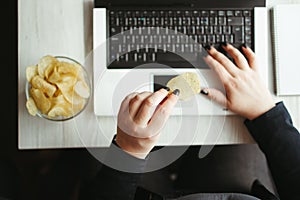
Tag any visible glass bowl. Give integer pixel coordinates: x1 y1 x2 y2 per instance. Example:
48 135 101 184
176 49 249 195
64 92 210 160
25 56 91 121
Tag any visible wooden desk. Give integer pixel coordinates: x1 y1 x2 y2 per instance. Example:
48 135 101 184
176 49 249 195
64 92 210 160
18 0 300 149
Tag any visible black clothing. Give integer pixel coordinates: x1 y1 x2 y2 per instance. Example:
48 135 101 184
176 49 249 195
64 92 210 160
86 102 300 200
245 102 300 200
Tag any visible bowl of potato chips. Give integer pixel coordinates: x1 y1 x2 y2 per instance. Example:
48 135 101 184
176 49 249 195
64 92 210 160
25 55 91 121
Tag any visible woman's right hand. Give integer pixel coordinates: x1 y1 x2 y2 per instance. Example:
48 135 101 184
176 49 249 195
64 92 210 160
116 88 179 159
202 44 275 120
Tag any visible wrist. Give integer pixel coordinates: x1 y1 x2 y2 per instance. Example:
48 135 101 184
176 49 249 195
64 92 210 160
115 138 149 159
246 102 276 120
115 128 152 159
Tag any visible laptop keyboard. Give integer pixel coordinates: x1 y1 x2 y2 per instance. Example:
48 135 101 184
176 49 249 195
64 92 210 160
108 9 253 68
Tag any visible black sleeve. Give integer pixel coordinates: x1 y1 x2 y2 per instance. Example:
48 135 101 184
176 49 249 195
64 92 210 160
85 137 147 200
245 102 300 200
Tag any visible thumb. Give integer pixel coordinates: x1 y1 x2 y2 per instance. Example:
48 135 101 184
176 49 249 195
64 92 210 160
201 88 227 108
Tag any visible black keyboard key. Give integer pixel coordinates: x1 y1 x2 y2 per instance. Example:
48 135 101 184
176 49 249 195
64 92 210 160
214 26 223 34
234 10 243 16
110 17 116 25
196 26 204 34
243 10 251 17
200 17 209 25
205 26 214 34
227 17 244 26
186 26 193 35
245 26 251 35
209 10 217 16
245 35 252 44
184 11 192 17
225 35 234 43
192 11 199 16
167 11 174 17
118 54 126 62
198 35 207 43
216 35 224 43
218 11 226 16
245 17 252 26
156 52 199 63
200 11 208 16
218 17 226 25
232 26 245 43
110 27 121 35
207 35 215 43
209 17 218 25
227 10 234 16
223 26 231 34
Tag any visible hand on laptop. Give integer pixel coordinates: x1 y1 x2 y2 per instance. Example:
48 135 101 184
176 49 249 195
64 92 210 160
115 88 179 159
202 44 275 120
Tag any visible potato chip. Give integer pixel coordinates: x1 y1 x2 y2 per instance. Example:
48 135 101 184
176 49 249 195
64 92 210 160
50 94 67 105
53 89 62 97
55 82 84 105
26 55 90 119
60 74 77 86
26 65 38 82
38 55 58 78
48 94 74 117
44 62 56 79
31 75 57 97
47 68 61 84
57 62 79 76
74 80 90 98
167 72 201 101
65 90 85 106
30 88 51 114
26 97 38 116
48 106 69 118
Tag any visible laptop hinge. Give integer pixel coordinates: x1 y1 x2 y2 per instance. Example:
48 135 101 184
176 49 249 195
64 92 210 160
94 0 265 9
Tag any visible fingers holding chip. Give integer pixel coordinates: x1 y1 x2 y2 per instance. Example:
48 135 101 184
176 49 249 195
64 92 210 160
166 72 201 101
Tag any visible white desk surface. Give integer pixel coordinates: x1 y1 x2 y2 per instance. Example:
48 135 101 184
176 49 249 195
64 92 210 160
18 0 300 149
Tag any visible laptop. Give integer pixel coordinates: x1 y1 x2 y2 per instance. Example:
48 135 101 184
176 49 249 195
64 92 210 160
93 0 268 116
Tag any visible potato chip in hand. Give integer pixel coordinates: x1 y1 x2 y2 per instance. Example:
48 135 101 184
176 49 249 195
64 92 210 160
167 72 200 101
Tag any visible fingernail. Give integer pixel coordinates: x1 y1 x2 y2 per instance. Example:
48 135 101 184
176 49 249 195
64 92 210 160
172 89 180 96
200 89 209 95
242 43 248 48
204 44 211 51
221 42 228 47
162 86 170 91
